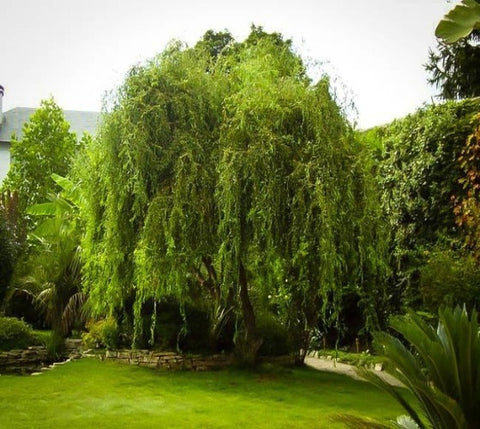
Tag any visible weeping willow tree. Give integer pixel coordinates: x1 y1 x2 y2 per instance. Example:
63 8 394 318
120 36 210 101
82 40 226 346
81 28 388 363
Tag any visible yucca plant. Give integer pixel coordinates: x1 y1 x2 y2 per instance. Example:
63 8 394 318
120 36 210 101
358 306 480 429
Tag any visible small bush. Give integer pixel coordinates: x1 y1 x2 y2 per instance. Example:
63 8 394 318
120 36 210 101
420 248 480 311
82 317 118 350
0 317 40 351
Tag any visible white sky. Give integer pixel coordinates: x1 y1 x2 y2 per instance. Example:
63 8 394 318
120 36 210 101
0 0 459 129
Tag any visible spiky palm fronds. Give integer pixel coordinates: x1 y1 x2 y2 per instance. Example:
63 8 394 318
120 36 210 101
358 306 480 429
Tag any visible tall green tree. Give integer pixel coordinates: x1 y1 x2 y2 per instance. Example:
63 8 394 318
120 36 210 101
81 40 226 349
81 29 388 363
2 98 78 236
215 36 388 361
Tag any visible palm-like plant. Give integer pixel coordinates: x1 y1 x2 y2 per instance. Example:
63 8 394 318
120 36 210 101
359 306 480 429
14 174 86 335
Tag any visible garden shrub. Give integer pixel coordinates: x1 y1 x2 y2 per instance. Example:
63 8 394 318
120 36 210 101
82 317 119 350
380 99 480 251
420 247 480 311
0 317 40 351
360 306 480 428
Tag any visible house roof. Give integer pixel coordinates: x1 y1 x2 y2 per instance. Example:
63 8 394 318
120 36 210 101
0 107 100 143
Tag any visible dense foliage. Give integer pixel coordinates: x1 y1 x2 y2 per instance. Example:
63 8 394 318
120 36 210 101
419 247 480 312
0 316 40 351
0 99 91 335
2 99 78 227
82 317 118 350
0 211 14 306
80 29 388 362
454 114 480 257
14 174 86 336
375 98 480 307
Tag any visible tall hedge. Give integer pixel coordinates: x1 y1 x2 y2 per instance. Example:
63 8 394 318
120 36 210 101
375 98 480 306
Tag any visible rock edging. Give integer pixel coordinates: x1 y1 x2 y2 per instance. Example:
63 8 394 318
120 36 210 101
100 349 233 371
0 346 48 374
0 338 84 375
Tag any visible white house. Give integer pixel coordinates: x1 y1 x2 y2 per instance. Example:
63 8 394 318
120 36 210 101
0 85 99 183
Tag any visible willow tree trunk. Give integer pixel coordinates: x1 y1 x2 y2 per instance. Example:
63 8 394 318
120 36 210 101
236 261 263 366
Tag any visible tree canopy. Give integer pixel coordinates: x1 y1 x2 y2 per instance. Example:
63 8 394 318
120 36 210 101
81 28 388 362
2 99 78 216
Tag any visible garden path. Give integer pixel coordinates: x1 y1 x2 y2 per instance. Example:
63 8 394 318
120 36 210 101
305 356 403 387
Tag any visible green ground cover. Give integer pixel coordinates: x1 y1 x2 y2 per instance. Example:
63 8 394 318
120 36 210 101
314 349 386 368
0 358 404 428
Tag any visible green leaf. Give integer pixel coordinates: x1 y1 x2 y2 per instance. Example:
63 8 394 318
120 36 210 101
435 0 480 43
27 202 59 216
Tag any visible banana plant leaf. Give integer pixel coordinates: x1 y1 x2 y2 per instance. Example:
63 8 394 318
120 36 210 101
435 0 480 43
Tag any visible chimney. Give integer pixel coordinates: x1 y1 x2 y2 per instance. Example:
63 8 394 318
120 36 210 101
0 85 4 125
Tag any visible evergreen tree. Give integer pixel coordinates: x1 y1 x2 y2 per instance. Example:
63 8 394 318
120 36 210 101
425 31 480 100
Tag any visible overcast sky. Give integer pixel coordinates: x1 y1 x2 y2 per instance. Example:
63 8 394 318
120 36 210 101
0 0 458 129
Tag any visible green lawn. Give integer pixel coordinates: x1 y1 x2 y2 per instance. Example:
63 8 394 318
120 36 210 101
0 358 404 428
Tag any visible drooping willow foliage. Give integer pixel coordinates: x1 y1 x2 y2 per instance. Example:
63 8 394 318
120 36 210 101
81 28 388 361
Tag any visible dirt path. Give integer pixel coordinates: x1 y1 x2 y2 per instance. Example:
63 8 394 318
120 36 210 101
305 356 403 387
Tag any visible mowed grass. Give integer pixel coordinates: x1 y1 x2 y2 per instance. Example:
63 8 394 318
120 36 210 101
0 358 404 428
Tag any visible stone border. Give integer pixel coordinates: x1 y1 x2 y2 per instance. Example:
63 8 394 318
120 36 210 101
0 346 49 375
100 349 233 371
0 338 84 375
